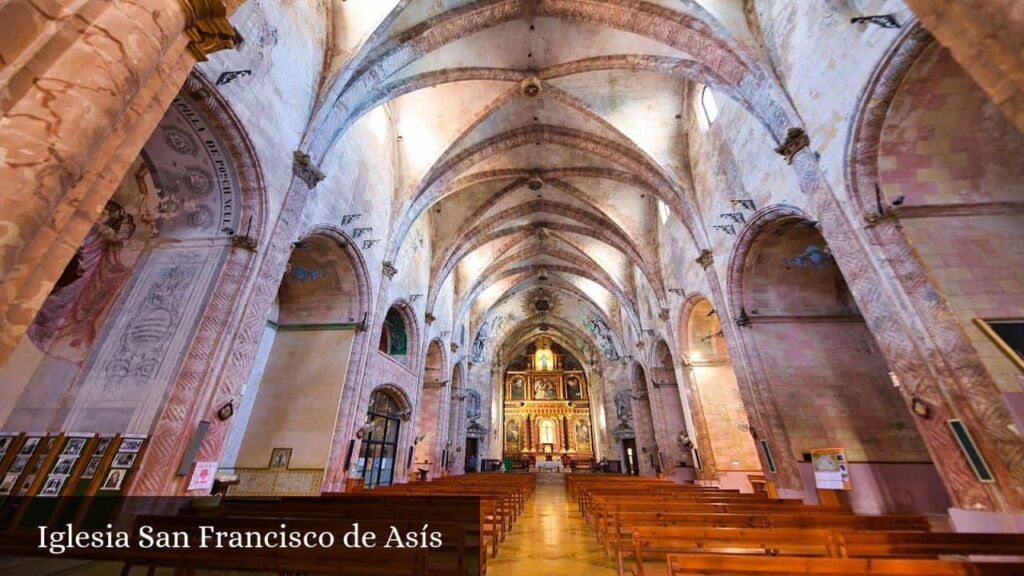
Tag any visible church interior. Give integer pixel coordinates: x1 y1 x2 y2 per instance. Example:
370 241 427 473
1 0 1024 574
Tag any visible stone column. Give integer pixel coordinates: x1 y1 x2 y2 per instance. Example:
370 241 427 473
904 0 1024 132
0 0 239 366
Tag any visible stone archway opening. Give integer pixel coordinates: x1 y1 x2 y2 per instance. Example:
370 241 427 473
738 216 945 513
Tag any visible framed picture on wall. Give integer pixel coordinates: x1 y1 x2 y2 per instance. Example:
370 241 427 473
52 456 76 476
112 452 136 469
81 456 102 479
63 438 87 456
0 474 18 495
118 438 144 453
100 469 126 491
270 448 292 469
40 476 65 497
19 437 39 455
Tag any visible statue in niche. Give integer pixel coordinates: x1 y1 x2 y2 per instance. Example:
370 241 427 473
509 377 525 400
614 390 634 428
539 420 556 445
565 377 582 400
466 389 482 421
575 420 591 445
534 378 556 400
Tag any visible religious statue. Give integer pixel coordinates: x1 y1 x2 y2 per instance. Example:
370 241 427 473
539 420 556 445
614 390 633 427
466 389 482 421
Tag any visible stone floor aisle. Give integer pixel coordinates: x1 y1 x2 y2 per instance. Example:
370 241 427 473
490 473 617 575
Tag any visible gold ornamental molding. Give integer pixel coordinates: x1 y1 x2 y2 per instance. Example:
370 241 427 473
177 0 242 61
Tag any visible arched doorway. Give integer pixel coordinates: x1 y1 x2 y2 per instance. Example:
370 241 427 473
680 297 762 490
733 214 942 512
630 364 659 476
445 364 465 474
651 340 689 471
359 388 407 488
414 340 446 477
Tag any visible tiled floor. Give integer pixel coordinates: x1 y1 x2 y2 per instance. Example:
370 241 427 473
490 473 617 576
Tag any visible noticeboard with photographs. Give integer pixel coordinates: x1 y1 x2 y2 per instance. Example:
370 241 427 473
36 435 96 498
96 435 148 495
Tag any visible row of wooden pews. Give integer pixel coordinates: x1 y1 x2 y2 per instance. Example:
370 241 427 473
568 475 1024 576
0 473 533 575
367 472 535 573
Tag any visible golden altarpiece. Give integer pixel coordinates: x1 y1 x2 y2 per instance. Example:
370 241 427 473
503 337 594 462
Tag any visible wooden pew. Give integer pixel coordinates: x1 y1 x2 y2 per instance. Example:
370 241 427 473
628 526 837 576
837 531 1024 560
666 553 1024 575
603 511 930 566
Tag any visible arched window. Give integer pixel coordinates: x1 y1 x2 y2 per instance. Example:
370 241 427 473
657 199 670 225
697 85 719 131
380 307 407 356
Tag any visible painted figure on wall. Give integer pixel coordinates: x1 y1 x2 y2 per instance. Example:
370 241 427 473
566 376 582 400
534 378 557 400
575 420 591 445
614 390 633 428
584 314 620 360
506 420 520 445
509 376 525 400
466 389 482 421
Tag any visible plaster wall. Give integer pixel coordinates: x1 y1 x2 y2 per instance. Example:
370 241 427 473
236 329 354 469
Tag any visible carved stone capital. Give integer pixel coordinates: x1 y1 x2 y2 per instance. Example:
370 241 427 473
450 342 459 353
176 0 242 61
695 249 714 269
292 150 325 188
658 308 670 321
425 312 436 324
382 261 398 279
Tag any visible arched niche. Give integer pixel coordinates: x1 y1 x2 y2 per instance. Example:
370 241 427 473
679 296 761 488
228 232 364 488
878 44 1024 403
629 363 659 476
651 340 689 470
734 212 941 513
0 76 264 438
444 363 466 474
414 339 447 476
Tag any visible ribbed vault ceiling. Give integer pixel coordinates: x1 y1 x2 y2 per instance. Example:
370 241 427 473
315 0 783 358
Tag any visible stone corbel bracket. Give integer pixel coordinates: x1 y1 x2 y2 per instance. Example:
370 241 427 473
293 150 325 188
177 0 242 61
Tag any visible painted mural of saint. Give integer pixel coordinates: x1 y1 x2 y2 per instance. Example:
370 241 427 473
534 379 556 399
506 421 520 444
510 377 525 399
566 377 582 400
575 420 591 445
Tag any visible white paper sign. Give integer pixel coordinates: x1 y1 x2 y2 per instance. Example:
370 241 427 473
188 461 218 491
